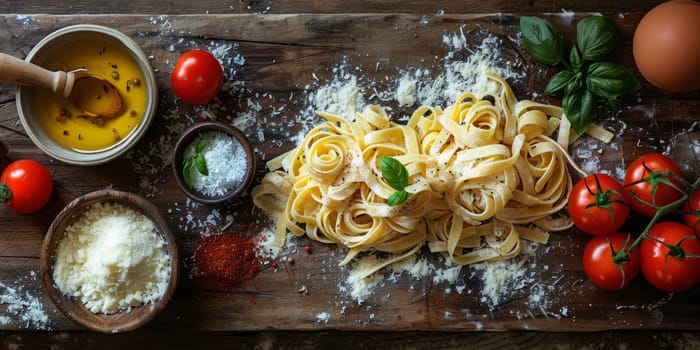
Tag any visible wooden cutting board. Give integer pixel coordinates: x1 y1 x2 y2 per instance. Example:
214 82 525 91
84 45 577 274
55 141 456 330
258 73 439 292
0 13 698 332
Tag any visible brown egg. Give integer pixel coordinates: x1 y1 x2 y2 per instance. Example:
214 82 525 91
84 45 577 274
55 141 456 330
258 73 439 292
633 0 700 92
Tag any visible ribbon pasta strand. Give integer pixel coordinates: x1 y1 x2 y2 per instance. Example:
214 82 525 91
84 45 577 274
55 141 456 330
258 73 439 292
253 73 586 269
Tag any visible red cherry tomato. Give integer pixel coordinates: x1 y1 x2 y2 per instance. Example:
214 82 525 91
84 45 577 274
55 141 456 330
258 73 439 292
568 174 630 235
640 221 700 292
623 153 685 217
0 159 53 214
583 232 640 291
684 187 700 236
171 50 223 104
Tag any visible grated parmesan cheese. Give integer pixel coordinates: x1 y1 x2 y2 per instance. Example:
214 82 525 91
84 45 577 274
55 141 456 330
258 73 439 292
314 312 331 324
304 58 367 124
394 75 417 107
341 255 387 303
471 252 530 306
0 272 50 330
52 202 171 314
424 32 526 106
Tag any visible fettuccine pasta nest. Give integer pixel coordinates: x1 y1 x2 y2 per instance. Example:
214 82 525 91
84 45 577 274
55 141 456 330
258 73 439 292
253 72 606 277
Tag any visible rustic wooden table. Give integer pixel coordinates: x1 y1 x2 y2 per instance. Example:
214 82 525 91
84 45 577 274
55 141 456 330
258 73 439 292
2 0 700 349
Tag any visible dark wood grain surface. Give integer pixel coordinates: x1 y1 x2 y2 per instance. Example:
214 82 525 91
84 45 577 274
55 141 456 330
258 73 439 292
1 1 699 349
0 0 669 15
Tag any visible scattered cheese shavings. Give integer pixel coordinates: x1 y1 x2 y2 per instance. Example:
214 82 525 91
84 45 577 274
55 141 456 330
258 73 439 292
0 272 50 330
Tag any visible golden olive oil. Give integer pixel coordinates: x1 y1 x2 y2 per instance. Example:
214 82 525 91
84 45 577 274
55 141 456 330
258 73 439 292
34 40 147 152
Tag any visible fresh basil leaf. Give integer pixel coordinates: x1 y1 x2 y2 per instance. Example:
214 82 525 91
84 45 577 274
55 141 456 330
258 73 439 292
576 16 619 61
387 190 409 206
182 157 194 188
563 88 596 134
196 135 213 153
586 62 640 104
379 156 408 191
569 46 582 70
195 153 208 176
565 72 583 96
519 16 565 66
606 96 623 111
545 70 574 96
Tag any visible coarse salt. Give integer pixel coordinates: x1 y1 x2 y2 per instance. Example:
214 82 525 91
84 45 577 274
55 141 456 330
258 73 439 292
184 130 248 196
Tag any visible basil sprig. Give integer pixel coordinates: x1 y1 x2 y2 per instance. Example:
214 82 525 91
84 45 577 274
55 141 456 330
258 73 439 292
182 135 213 188
520 15 640 134
379 156 410 206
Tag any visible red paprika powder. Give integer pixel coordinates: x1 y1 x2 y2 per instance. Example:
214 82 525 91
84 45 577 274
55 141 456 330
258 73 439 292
193 231 262 291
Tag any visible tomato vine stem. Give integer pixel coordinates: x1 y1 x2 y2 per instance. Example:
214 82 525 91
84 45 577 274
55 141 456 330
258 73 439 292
618 175 700 259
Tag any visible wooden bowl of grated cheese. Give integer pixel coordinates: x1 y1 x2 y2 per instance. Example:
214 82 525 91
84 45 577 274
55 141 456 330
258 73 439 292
172 121 256 205
39 189 180 333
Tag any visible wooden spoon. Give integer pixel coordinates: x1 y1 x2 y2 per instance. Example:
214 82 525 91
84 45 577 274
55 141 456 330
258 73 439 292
0 52 125 118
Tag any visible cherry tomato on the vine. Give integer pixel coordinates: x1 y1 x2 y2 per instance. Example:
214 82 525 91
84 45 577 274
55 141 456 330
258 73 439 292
623 153 685 217
171 50 223 105
684 187 700 236
568 174 630 235
0 159 53 214
583 232 640 291
640 221 700 292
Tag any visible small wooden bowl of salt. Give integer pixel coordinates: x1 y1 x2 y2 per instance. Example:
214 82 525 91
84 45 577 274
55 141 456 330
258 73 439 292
172 121 256 205
39 189 180 333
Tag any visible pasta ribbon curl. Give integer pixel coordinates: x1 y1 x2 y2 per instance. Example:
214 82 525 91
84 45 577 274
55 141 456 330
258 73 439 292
253 73 589 269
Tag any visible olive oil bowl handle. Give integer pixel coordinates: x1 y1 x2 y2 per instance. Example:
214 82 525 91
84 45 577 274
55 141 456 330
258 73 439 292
0 52 73 98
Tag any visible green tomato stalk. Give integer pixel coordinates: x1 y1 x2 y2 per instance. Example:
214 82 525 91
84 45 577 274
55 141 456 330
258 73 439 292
613 174 700 264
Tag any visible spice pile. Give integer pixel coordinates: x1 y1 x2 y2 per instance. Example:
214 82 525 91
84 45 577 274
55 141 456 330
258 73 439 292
191 228 263 291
